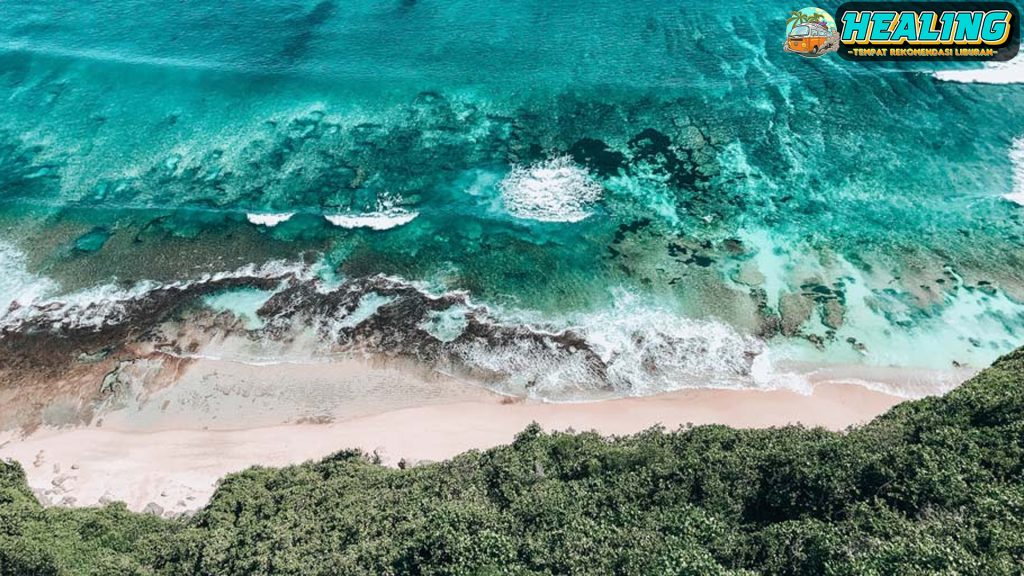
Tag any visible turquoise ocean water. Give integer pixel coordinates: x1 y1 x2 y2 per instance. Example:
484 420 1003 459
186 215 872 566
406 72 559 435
2 1 1024 398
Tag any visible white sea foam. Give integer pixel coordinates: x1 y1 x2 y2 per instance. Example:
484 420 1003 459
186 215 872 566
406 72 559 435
0 260 310 333
452 291 798 399
418 305 470 343
246 213 294 227
1004 138 1024 206
325 194 419 230
499 156 603 222
324 210 418 230
932 58 1024 84
0 242 58 314
2 280 160 332
573 299 794 395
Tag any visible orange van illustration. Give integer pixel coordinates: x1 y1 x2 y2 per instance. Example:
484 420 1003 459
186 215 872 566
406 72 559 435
786 22 829 54
784 8 839 58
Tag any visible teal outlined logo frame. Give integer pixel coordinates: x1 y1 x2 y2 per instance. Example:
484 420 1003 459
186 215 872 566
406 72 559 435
784 7 840 57
835 2 1020 61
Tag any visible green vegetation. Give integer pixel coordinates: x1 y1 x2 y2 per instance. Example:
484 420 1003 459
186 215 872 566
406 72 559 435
785 9 827 29
3 349 1024 575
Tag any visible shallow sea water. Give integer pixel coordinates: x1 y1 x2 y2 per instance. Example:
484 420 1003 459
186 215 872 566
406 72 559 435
2 0 1023 398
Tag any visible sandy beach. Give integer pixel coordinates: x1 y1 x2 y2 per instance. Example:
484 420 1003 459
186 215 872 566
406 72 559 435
0 356 909 516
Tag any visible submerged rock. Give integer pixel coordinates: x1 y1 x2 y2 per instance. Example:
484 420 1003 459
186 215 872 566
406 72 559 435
779 292 813 336
731 261 766 288
821 299 845 330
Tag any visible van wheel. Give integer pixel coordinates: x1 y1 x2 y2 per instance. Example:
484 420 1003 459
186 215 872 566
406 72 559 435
812 45 819 54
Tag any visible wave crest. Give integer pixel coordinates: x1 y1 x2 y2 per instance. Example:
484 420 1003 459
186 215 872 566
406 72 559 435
246 213 295 227
1 265 789 400
324 210 418 230
933 59 1024 85
1004 138 1024 206
324 194 419 230
499 156 603 223
0 260 308 335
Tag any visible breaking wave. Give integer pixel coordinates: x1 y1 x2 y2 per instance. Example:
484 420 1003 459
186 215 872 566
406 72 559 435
0 242 59 315
0 260 310 334
448 290 797 399
499 156 604 223
1005 138 1024 206
324 210 419 230
246 213 295 227
262 277 797 399
324 194 419 230
932 58 1024 85
0 264 799 401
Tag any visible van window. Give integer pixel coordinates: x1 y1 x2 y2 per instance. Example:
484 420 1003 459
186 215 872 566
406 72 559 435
791 25 809 37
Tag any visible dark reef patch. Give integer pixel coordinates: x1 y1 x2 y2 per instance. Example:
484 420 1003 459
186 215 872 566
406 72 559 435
568 137 627 177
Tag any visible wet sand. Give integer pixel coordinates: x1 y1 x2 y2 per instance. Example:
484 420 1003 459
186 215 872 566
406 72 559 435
0 357 906 515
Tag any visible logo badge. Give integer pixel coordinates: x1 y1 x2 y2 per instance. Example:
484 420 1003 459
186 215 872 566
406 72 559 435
785 3 1020 61
836 2 1019 61
784 7 840 57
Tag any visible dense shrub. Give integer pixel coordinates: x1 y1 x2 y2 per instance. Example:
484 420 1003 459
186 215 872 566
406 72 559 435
2 348 1023 575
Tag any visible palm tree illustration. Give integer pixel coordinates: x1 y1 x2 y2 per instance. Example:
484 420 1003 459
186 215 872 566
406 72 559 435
786 10 827 32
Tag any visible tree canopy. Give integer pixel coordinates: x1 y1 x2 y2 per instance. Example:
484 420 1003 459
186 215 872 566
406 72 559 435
3 348 1023 575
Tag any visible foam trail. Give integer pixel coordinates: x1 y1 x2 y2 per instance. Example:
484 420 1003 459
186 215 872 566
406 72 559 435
324 210 418 230
0 260 310 333
246 213 295 227
933 59 1024 84
0 242 58 313
451 290 796 399
499 156 603 222
1005 138 1024 206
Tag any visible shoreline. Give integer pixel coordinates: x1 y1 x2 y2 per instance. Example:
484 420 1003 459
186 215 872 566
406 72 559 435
0 358 906 515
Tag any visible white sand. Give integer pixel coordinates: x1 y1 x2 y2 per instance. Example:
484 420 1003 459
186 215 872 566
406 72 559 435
0 357 904 515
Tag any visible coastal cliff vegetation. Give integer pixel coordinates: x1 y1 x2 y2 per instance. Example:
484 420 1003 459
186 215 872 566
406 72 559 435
2 348 1023 575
